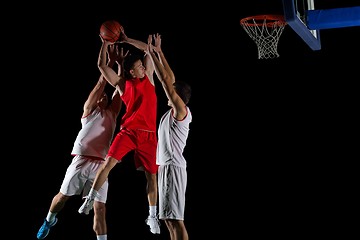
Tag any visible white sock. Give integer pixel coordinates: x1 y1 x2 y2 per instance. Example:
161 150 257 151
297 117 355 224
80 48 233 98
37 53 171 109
97 234 107 240
46 211 57 223
149 206 157 217
88 188 99 199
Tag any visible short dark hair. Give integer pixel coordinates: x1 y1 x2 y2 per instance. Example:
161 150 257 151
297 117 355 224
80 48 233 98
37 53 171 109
123 53 142 79
174 81 191 104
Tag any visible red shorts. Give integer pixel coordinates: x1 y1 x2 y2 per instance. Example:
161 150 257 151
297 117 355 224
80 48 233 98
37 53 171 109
107 128 158 174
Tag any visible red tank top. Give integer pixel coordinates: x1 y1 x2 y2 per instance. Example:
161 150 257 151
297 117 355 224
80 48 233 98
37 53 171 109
120 75 157 131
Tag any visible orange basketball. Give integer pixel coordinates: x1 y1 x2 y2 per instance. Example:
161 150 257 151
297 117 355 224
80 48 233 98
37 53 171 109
100 20 123 43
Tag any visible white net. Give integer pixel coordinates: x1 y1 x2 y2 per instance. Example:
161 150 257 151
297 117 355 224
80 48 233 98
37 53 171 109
240 15 287 59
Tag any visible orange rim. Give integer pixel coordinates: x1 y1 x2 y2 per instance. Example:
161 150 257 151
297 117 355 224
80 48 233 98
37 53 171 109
240 15 287 27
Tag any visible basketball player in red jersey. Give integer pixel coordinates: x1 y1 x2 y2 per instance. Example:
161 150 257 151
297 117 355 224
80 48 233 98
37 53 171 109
79 32 161 235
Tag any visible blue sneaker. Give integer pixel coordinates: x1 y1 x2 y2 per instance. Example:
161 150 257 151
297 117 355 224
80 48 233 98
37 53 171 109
37 218 58 239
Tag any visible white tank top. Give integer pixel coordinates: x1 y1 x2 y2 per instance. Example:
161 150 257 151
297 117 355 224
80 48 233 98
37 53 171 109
71 107 117 159
156 106 192 167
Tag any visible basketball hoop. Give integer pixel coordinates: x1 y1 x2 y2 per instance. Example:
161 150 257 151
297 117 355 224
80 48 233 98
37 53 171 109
240 15 287 59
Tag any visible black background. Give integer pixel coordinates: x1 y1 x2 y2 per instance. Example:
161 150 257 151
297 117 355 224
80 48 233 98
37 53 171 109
14 1 359 239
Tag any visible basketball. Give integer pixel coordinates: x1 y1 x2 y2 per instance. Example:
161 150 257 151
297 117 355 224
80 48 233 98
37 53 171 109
100 20 123 43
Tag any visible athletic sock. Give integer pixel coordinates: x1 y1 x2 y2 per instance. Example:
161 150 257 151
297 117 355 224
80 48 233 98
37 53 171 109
46 211 57 223
149 205 157 217
88 188 99 199
97 234 107 240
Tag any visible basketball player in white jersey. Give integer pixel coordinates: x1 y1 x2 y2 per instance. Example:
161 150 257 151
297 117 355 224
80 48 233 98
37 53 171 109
146 33 192 240
36 44 124 240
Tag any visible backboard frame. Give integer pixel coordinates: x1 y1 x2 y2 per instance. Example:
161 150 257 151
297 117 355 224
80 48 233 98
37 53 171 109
282 0 321 50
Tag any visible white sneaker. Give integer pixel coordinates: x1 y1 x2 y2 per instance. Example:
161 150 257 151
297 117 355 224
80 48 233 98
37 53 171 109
146 216 160 234
78 196 94 215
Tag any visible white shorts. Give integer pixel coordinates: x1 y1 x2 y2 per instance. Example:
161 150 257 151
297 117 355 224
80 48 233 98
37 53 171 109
60 155 108 203
158 164 187 220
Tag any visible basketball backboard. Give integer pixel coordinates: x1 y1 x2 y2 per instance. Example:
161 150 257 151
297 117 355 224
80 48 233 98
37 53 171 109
282 0 321 50
282 0 360 51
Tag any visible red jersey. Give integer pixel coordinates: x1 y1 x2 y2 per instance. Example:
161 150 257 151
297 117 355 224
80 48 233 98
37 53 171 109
120 75 157 132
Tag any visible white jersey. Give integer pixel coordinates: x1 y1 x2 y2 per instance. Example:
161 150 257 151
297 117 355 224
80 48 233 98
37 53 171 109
156 106 192 167
71 107 117 159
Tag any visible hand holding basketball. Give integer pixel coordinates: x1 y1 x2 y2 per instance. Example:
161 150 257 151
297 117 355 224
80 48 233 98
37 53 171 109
100 20 123 43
